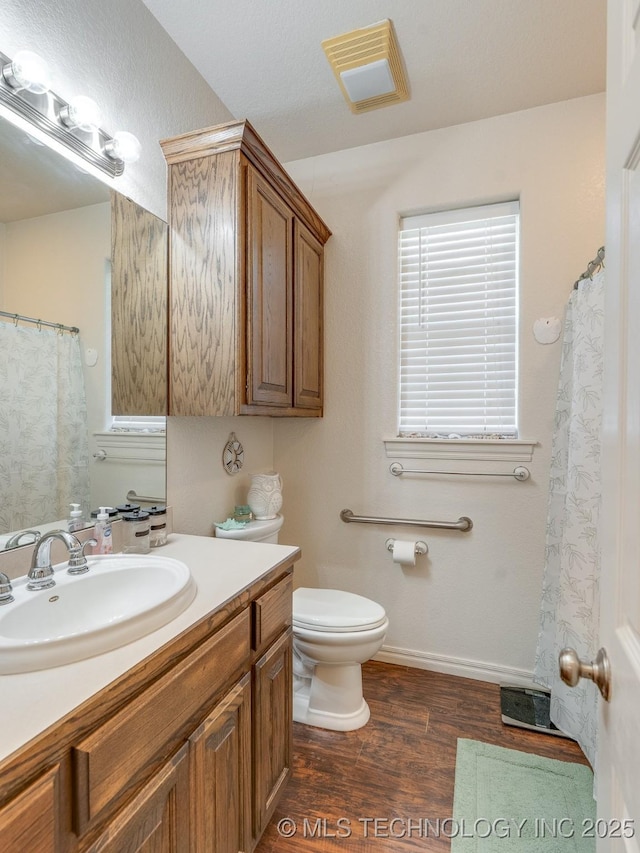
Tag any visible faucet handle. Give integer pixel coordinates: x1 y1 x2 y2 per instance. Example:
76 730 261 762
67 538 98 575
0 572 14 605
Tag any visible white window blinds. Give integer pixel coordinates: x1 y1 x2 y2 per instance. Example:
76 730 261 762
398 201 519 437
110 415 166 433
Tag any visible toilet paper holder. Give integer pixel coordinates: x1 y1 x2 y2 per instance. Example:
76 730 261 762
385 538 428 556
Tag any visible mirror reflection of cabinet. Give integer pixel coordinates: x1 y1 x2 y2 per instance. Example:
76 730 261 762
0 116 168 538
161 119 331 418
111 192 168 416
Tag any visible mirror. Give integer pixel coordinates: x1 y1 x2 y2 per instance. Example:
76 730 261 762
0 117 167 542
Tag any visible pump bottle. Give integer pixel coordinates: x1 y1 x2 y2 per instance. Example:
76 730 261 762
68 503 85 533
94 507 113 554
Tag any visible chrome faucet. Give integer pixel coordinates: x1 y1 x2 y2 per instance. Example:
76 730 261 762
4 529 41 550
0 572 13 605
27 530 96 591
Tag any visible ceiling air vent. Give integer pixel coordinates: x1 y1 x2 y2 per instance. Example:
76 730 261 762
321 19 409 114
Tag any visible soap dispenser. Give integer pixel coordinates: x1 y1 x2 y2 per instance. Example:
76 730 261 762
94 507 113 554
68 503 85 533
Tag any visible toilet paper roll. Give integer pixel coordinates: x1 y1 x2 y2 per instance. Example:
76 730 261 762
392 539 418 566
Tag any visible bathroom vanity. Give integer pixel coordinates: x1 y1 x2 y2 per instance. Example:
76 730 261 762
0 534 298 852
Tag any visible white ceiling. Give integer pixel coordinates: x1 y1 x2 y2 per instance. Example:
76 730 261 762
140 0 607 163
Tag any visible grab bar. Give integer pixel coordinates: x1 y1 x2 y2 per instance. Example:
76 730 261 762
340 508 473 532
127 489 166 504
389 462 530 481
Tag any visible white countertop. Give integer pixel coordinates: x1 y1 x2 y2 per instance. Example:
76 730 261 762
0 534 299 765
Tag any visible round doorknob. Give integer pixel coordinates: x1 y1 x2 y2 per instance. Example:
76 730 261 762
559 647 611 702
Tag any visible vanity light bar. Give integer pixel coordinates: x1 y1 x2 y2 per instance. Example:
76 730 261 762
0 49 139 178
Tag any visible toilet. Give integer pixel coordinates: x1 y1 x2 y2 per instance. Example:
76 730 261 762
215 514 388 731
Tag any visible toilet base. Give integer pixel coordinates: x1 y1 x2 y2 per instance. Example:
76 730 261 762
292 661 371 731
293 679 371 731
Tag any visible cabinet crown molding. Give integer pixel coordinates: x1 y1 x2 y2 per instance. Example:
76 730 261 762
160 119 331 244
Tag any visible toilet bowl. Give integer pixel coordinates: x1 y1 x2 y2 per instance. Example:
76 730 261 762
215 514 388 731
292 587 388 731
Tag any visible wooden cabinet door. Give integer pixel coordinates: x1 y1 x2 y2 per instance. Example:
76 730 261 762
84 744 189 853
0 766 61 853
190 674 252 853
111 191 168 416
293 220 324 411
246 166 293 408
253 629 292 840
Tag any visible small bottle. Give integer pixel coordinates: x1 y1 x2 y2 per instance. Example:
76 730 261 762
68 503 85 533
94 507 113 555
122 510 151 554
147 505 168 548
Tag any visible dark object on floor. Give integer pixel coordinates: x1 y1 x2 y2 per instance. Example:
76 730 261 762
500 685 570 738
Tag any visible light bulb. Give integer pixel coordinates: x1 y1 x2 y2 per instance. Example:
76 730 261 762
2 50 51 94
59 95 101 131
104 131 141 164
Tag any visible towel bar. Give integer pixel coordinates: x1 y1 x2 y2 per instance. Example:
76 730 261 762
389 462 530 481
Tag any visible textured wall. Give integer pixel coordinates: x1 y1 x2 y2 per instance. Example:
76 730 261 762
0 0 276 539
276 94 606 682
0 0 232 220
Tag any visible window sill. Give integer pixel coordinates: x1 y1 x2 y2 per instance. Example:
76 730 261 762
383 437 537 462
93 431 166 464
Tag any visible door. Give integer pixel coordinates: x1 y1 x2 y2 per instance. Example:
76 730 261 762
246 166 293 408
597 0 640 844
85 745 190 853
189 674 252 853
253 629 293 841
294 220 324 411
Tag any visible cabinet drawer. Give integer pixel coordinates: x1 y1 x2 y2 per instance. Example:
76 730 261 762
252 573 292 653
0 765 60 853
73 608 250 834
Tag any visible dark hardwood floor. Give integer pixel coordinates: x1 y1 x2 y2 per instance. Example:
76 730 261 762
256 661 589 852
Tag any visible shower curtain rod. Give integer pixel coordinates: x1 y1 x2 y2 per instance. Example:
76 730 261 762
0 310 79 334
574 246 605 289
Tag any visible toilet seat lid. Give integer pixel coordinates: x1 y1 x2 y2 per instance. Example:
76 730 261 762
293 588 387 632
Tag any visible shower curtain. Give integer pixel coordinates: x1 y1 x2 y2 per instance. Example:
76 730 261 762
0 322 90 533
534 269 604 770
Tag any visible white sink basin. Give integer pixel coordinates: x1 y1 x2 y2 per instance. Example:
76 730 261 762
0 554 197 674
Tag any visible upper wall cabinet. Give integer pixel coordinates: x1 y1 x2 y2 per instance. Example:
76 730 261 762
111 192 168 416
160 120 331 417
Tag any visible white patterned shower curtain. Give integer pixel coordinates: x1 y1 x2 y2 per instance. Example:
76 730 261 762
0 322 90 532
534 270 604 769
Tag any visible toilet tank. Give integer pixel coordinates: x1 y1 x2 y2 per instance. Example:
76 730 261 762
214 514 284 544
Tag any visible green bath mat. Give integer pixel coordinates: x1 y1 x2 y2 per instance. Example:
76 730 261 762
451 739 595 851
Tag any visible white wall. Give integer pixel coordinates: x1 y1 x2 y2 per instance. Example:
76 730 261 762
0 0 232 220
0 0 276 539
276 94 606 683
0 4 608 680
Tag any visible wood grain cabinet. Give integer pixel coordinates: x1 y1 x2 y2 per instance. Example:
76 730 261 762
0 766 62 853
160 120 331 417
110 192 168 416
0 566 295 853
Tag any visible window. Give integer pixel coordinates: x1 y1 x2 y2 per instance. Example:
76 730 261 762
398 200 519 438
110 415 166 433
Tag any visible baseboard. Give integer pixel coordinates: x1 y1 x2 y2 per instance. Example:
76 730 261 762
374 644 536 688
